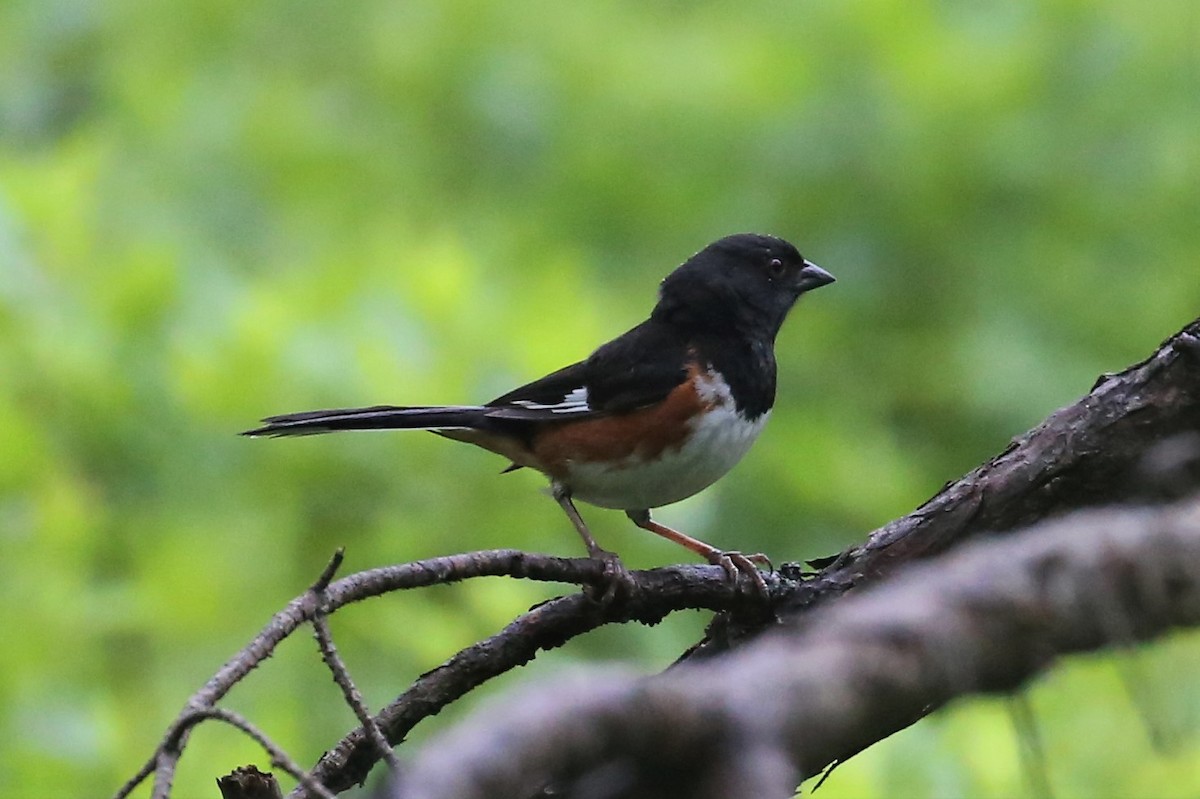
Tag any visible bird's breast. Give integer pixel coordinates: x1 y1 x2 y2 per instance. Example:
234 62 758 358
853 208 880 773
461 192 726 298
535 369 770 510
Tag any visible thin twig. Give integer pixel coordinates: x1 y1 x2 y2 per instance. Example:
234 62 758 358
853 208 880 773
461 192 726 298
298 565 755 796
312 548 346 592
312 614 400 771
309 548 401 773
117 552 746 799
166 707 336 799
112 756 157 799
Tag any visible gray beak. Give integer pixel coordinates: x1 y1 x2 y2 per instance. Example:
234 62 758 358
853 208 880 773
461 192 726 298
797 260 836 292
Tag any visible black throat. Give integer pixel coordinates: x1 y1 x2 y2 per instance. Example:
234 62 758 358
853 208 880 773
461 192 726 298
692 329 777 420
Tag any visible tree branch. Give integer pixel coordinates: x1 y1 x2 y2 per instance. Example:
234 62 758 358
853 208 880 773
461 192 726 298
386 498 1200 799
118 551 761 799
118 317 1200 799
165 708 334 799
300 561 772 796
304 318 1200 795
687 317 1200 659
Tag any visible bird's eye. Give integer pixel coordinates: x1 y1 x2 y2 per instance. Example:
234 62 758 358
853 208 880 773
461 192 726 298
767 258 785 278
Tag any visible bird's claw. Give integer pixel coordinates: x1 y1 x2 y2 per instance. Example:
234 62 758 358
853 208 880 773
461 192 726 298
585 548 635 605
710 550 771 601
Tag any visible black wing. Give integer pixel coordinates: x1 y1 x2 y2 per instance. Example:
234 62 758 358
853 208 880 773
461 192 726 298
484 320 691 421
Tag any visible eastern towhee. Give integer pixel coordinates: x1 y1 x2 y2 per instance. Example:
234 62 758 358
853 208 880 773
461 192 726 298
244 234 834 593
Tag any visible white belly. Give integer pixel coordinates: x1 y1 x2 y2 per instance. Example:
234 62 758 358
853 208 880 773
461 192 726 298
564 404 769 511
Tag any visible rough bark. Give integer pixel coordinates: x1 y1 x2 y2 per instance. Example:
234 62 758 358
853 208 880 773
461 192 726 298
689 318 1200 659
114 318 1200 799
388 499 1200 799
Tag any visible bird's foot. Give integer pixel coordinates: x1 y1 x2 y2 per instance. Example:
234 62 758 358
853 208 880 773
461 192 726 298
585 547 636 605
708 550 772 601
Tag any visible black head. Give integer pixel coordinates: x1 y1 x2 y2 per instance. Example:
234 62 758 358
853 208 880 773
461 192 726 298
652 233 834 339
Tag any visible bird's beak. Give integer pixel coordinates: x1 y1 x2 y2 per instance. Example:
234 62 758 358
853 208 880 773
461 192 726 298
797 260 836 292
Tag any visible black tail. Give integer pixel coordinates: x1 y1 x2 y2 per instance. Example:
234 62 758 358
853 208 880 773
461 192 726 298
241 405 490 437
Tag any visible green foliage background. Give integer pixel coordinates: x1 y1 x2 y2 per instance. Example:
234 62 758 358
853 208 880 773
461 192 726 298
2 0 1198 796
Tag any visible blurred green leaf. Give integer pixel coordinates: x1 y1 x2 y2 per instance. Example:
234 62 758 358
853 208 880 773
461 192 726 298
1 0 1197 796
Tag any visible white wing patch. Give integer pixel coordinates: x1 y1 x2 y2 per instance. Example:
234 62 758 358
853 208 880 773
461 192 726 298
510 386 591 414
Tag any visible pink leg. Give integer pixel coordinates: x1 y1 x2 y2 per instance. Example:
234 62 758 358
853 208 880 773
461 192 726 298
625 509 771 597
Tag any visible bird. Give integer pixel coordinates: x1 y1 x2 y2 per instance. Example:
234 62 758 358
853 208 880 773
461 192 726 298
243 233 834 595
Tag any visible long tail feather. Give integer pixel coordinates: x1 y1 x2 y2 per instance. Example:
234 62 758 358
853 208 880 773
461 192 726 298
241 405 489 437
